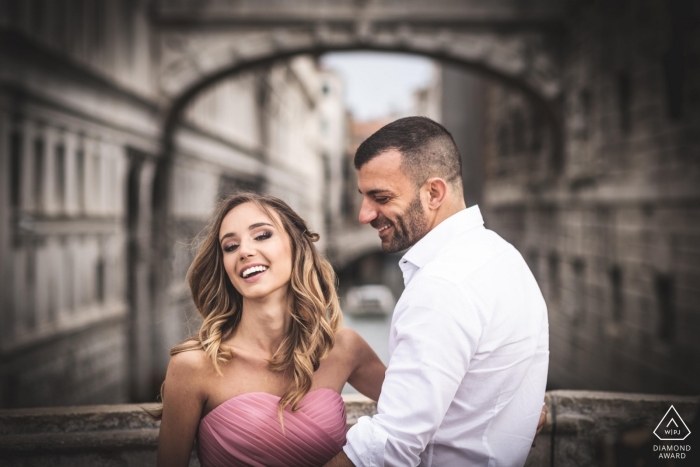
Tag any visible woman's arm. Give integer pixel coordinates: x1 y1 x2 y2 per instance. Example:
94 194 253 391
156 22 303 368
157 350 207 467
344 329 386 402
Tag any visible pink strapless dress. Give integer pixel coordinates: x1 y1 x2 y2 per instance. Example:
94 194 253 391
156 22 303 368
197 388 347 467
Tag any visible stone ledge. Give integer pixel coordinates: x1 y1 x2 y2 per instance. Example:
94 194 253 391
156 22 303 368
1 391 698 467
0 404 161 436
0 429 159 452
525 390 699 467
549 390 699 436
0 396 378 453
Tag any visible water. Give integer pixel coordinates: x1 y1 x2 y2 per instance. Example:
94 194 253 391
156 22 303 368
341 311 393 395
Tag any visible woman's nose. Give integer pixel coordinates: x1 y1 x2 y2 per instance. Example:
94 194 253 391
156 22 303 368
238 240 256 259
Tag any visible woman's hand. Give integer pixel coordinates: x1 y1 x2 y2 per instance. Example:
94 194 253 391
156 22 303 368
157 350 208 467
532 404 548 447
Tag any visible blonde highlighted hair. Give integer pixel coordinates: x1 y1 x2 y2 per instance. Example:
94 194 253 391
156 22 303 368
149 192 342 421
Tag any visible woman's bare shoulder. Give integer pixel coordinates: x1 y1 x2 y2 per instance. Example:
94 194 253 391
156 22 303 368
167 342 210 376
333 326 368 354
161 343 214 404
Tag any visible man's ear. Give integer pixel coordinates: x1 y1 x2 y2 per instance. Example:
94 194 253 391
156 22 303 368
425 178 448 210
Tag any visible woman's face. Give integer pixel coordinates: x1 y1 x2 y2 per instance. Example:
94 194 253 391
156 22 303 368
219 202 294 301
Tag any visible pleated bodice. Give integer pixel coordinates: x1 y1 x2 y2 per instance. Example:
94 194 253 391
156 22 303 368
197 388 347 467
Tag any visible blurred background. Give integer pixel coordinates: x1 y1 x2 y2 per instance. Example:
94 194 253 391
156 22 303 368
0 0 698 409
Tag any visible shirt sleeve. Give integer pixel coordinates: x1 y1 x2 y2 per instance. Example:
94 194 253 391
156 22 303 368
344 275 484 467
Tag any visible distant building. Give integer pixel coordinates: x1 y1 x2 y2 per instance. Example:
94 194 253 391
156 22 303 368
0 3 346 407
478 1 700 395
411 66 442 122
439 67 485 209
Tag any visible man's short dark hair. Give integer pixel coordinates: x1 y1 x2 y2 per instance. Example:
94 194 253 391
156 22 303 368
354 116 463 189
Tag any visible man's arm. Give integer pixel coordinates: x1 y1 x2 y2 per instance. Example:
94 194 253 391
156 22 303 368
341 276 481 466
324 450 354 467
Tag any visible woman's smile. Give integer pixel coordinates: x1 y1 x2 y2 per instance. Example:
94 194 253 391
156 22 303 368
240 264 269 283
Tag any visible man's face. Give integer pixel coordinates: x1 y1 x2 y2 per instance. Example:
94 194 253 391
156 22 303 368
357 149 429 253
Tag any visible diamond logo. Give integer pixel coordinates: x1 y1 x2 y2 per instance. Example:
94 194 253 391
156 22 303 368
653 405 691 441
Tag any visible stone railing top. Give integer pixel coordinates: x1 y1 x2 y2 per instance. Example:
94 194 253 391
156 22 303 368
543 390 699 437
0 390 697 460
0 394 378 453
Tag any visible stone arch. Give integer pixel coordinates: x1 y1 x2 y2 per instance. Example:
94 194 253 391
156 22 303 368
159 29 562 148
153 26 563 269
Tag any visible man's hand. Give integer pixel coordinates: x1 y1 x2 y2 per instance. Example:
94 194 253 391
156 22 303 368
324 450 355 467
532 405 548 447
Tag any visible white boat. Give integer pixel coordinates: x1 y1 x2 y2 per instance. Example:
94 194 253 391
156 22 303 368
344 285 395 317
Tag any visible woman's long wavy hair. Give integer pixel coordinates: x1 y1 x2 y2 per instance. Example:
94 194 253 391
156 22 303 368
148 192 342 421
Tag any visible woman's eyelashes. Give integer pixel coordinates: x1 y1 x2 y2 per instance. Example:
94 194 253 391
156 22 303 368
223 243 239 253
222 231 272 253
255 231 272 241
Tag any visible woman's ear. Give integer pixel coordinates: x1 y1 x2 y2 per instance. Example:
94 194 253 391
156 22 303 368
425 177 448 210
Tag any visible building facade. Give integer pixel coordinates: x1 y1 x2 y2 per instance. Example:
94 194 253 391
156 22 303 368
0 0 346 407
479 0 700 394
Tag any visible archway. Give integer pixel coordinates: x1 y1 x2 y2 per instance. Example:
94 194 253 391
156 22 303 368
154 39 563 244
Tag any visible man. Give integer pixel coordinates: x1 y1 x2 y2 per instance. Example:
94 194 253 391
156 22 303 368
325 117 549 466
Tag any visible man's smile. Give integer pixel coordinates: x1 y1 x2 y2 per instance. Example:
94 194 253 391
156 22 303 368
373 222 393 237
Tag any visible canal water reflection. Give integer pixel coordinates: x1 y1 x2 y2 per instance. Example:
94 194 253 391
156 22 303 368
341 310 393 395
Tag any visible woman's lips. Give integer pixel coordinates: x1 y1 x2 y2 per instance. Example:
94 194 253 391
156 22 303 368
242 268 268 283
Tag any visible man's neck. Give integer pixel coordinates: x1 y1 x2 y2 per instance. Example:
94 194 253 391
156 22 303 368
428 196 467 232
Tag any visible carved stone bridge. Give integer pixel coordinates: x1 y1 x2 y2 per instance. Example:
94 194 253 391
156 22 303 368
155 0 563 106
151 0 566 275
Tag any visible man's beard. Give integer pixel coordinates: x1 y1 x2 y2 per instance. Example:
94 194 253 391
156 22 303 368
376 194 429 253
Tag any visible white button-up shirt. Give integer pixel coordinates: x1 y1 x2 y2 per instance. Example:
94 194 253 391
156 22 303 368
344 206 549 467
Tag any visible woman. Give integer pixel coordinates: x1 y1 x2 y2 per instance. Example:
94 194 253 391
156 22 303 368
154 192 386 467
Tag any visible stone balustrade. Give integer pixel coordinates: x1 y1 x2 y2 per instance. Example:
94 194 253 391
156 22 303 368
0 391 697 466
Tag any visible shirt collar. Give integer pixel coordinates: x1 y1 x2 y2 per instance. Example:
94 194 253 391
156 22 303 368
400 205 484 270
